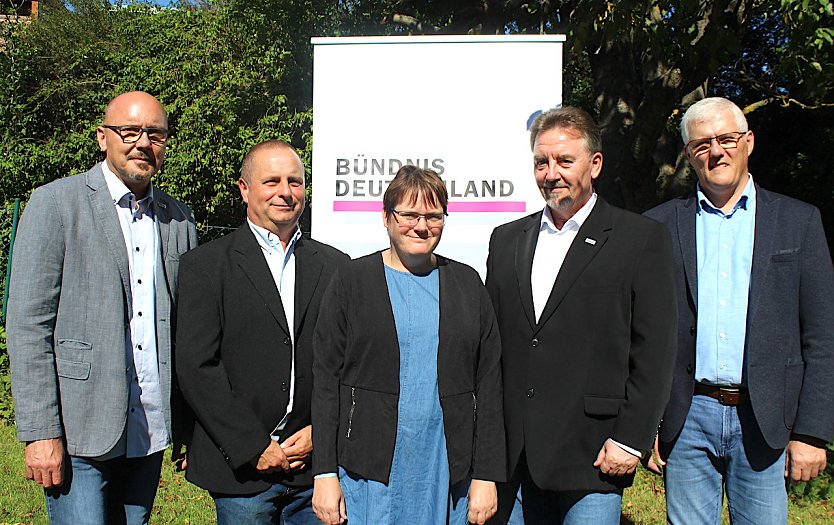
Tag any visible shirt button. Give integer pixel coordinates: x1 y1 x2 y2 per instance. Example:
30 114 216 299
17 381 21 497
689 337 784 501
527 388 535 398
719 332 727 339
130 408 135 413
137 311 142 317
137 344 143 350
531 338 539 348
135 247 140 252
281 382 289 392
720 364 726 370
138 279 142 284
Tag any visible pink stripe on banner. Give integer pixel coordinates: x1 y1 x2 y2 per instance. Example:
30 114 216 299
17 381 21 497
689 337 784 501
333 201 526 213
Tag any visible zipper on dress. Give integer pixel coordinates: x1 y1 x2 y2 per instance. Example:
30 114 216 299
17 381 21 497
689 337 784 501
472 392 477 423
346 387 356 438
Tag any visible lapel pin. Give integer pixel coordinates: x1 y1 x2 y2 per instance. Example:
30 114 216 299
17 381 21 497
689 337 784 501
584 237 597 245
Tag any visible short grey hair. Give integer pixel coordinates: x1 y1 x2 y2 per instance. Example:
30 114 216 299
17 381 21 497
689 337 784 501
680 97 748 144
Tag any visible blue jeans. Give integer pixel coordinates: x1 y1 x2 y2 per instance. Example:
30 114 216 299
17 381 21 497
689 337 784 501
663 395 787 524
212 483 318 525
492 457 621 525
44 452 163 525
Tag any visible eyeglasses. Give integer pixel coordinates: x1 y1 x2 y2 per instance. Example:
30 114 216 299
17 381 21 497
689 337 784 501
102 125 169 145
686 131 748 157
389 209 446 226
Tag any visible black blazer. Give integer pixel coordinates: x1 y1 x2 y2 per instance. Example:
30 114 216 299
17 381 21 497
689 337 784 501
311 252 506 485
176 225 348 495
486 198 678 492
644 185 834 450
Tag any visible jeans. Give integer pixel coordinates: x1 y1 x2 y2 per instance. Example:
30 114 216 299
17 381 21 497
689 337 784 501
44 451 163 525
663 395 787 524
212 483 318 525
491 456 622 525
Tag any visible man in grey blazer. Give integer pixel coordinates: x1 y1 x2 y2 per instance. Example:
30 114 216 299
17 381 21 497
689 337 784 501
6 91 198 524
644 97 834 523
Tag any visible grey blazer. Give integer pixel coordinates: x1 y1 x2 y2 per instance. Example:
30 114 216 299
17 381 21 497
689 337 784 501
644 185 834 450
7 163 198 457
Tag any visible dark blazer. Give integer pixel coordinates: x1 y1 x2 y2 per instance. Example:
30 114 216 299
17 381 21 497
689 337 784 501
644 185 834 450
176 225 348 495
486 197 678 492
311 252 506 486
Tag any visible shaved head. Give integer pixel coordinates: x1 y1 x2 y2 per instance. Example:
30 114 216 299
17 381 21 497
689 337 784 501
240 140 304 183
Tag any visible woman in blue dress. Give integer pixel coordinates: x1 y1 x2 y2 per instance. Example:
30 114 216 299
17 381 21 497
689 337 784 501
311 166 506 525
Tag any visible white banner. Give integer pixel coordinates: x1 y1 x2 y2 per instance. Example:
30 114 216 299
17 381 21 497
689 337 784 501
311 35 565 277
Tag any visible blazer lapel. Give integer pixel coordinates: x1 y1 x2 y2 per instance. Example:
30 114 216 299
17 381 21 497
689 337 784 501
231 226 291 338
678 196 698 308
535 198 612 329
293 236 324 337
86 166 133 316
747 187 779 324
515 214 540 330
153 194 173 297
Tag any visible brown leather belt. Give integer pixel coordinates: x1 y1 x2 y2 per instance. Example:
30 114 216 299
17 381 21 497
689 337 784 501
694 382 750 406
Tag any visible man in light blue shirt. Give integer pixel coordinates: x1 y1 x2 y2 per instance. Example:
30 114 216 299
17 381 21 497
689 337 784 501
645 97 834 524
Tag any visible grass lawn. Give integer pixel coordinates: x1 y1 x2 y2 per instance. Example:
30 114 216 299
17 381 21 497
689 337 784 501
1 422 832 524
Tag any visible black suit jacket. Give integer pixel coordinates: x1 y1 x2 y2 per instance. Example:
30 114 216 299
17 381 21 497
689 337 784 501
176 225 348 495
486 198 678 492
644 185 834 450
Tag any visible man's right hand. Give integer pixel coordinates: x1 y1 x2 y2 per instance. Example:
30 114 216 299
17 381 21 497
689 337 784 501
641 434 666 475
250 440 290 473
25 438 64 488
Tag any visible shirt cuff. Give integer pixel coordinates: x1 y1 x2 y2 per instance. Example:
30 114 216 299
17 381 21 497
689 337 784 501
314 472 338 479
610 439 642 457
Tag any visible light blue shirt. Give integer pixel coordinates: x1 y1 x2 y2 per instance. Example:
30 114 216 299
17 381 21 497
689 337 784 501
695 176 756 386
247 219 301 439
101 162 169 459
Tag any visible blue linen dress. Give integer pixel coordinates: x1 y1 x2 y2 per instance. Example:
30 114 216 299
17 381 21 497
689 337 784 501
339 265 470 524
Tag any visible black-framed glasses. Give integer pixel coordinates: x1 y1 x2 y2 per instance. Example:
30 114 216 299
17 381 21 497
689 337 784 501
102 125 169 145
686 131 748 157
389 209 446 226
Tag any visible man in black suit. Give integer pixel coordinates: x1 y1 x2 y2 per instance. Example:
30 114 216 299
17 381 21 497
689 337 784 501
176 140 348 524
485 106 677 524
644 97 834 524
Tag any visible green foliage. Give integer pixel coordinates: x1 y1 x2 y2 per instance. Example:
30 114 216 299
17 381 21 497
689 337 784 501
0 326 11 424
0 0 320 226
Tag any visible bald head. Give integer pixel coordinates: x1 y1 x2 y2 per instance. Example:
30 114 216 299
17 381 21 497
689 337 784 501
240 140 304 183
103 91 168 128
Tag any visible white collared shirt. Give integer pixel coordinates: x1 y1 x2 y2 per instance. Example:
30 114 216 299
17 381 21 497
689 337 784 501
101 161 168 459
531 193 598 322
247 218 302 438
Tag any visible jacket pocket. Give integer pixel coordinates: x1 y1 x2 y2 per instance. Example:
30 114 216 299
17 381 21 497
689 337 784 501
56 358 91 380
584 395 624 418
56 339 91 351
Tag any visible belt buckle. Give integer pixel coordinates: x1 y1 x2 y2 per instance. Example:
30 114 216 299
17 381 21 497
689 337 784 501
718 387 739 405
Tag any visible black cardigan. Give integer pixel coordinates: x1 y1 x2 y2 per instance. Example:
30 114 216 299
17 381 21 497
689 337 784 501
311 252 506 485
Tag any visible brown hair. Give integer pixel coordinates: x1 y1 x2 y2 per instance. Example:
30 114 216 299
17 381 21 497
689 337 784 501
383 165 448 216
529 106 602 154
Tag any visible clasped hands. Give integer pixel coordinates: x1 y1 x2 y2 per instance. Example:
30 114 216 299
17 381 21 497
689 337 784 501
250 425 312 474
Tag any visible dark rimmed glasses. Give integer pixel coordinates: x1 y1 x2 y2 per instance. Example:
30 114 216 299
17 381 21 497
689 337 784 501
686 131 748 157
102 125 169 145
389 209 446 226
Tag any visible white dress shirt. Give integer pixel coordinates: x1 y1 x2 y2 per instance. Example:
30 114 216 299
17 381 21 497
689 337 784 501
247 218 302 439
101 162 168 459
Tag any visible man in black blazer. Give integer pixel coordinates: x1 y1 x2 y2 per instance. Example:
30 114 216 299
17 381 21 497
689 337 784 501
176 140 348 524
644 97 834 524
486 107 677 524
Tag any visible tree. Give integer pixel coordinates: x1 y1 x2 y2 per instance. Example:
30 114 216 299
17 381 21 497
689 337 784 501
332 0 834 213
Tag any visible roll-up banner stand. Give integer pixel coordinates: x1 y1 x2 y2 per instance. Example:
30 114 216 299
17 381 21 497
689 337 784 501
311 35 565 277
